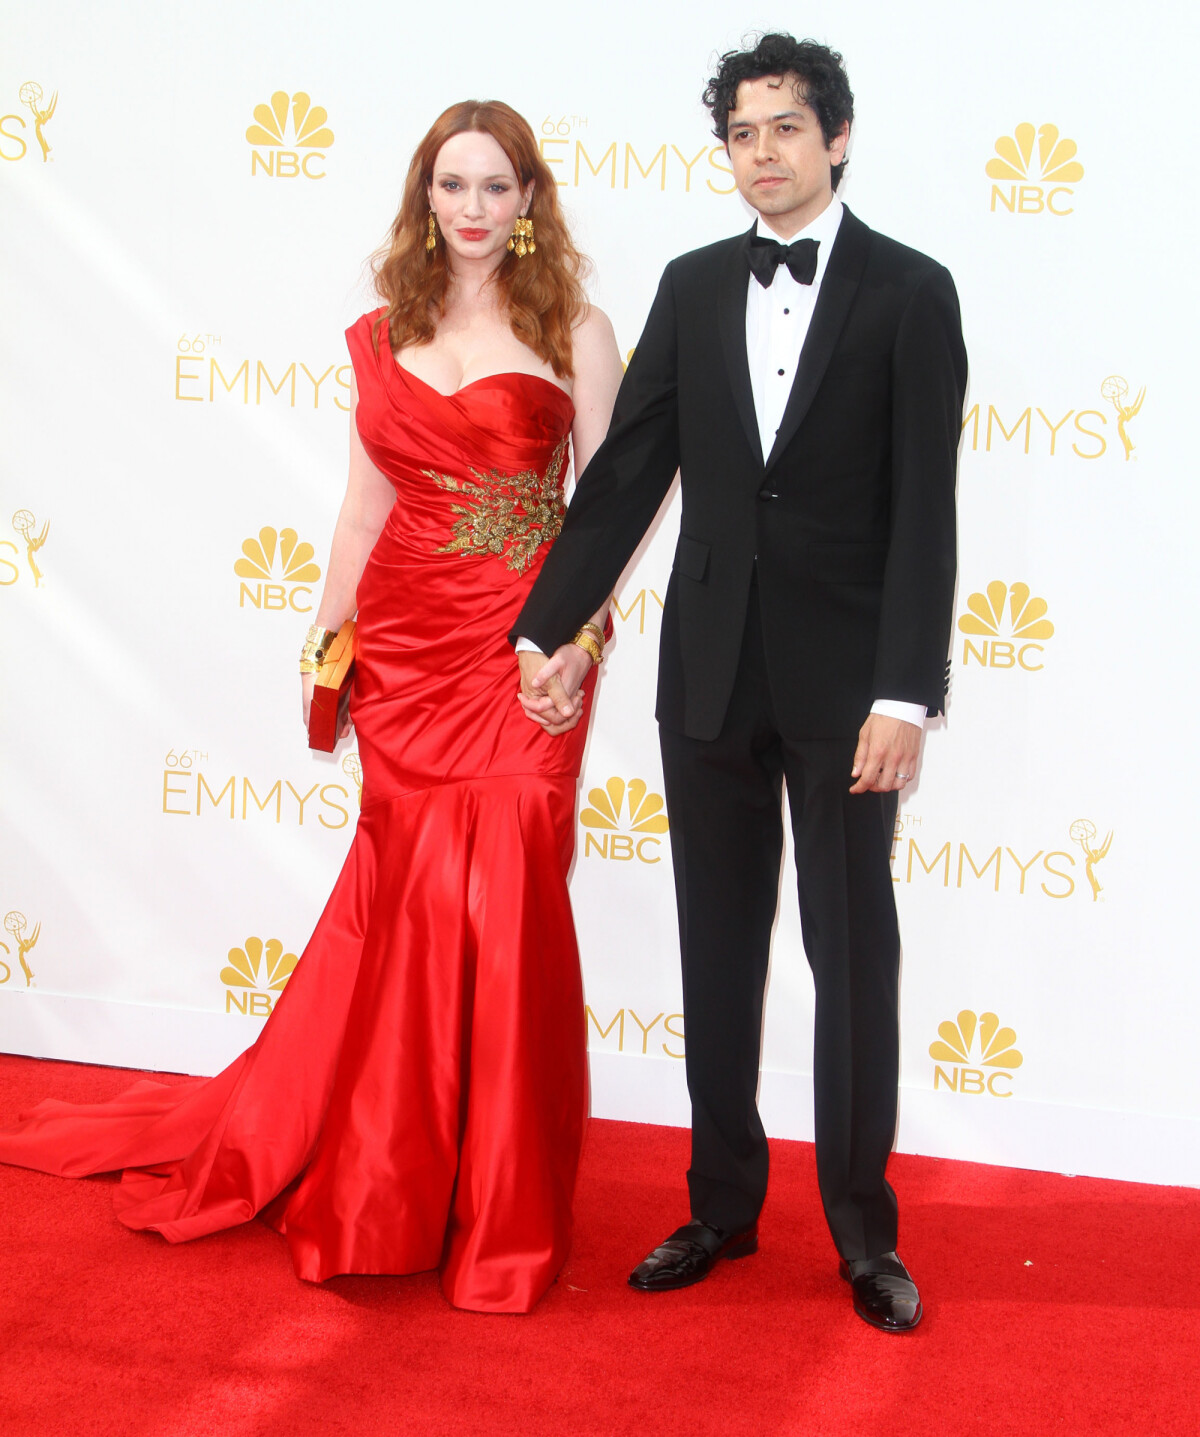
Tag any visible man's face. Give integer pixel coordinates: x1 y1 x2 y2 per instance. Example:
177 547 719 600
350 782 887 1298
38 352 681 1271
725 74 849 236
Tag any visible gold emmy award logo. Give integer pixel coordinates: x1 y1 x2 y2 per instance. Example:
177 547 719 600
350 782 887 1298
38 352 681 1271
987 123 1083 215
245 91 334 179
930 1009 1023 1097
235 526 322 613
1 911 41 987
957 581 1055 671
1100 376 1145 461
580 777 669 863
20 81 56 161
0 81 56 163
342 752 362 809
221 936 298 1017
1070 819 1112 902
11 509 49 587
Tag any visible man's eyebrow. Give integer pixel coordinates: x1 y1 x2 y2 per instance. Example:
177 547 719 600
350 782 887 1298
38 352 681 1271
728 110 808 128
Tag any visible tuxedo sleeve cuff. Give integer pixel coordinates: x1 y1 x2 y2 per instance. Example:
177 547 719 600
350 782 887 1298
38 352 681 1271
870 698 927 728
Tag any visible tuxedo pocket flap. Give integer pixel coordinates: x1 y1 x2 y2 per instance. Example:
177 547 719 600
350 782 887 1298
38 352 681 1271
674 534 710 582
802 541 888 583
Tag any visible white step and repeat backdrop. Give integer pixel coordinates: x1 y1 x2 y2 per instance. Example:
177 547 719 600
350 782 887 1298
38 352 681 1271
3 1 1195 1187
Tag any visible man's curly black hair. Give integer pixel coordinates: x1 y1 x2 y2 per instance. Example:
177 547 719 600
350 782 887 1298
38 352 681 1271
703 34 855 191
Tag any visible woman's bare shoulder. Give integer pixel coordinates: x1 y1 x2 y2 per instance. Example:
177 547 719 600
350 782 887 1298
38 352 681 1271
571 304 618 367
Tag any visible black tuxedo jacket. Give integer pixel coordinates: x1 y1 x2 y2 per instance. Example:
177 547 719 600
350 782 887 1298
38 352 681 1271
514 207 968 741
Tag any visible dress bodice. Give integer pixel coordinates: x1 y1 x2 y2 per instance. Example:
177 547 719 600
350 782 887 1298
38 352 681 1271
346 310 575 575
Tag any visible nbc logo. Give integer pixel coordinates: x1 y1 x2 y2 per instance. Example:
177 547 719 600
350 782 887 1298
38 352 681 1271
957 582 1054 671
930 1010 1023 1097
580 778 669 863
246 91 333 179
986 123 1083 216
221 936 298 1016
235 526 322 613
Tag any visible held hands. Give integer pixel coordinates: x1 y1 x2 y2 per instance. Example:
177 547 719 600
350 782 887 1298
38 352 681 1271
849 713 922 794
518 645 593 736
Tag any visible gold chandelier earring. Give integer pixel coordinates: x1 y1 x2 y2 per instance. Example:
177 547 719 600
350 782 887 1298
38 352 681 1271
507 215 535 258
426 210 438 252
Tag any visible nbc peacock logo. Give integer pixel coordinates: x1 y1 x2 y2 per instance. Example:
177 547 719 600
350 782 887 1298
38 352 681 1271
957 581 1055 672
580 777 669 863
245 91 334 179
221 936 298 1017
986 123 1083 216
235 526 322 613
930 1009 1023 1097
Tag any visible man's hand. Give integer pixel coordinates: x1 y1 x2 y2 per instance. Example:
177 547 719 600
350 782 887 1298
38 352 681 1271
518 645 593 736
849 713 922 794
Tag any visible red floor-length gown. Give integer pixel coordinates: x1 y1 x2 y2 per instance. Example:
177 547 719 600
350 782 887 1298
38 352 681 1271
0 309 598 1313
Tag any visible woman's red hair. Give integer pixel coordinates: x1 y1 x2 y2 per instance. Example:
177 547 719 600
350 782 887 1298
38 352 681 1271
372 101 588 378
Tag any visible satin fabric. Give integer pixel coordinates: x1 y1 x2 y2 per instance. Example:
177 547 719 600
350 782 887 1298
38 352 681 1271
0 309 595 1314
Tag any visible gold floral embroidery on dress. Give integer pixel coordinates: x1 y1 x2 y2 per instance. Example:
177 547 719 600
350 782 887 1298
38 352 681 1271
427 439 568 573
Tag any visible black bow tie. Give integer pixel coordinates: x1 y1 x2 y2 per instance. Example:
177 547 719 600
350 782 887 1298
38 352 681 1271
748 235 820 288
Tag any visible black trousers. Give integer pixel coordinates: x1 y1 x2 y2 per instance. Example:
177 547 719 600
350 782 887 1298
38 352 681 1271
658 579 901 1261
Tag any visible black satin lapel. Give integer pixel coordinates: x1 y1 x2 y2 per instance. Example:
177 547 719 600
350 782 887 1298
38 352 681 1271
764 209 871 474
717 228 763 470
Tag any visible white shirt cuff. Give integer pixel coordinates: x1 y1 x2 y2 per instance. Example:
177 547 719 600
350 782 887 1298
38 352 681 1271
514 636 541 654
870 698 927 728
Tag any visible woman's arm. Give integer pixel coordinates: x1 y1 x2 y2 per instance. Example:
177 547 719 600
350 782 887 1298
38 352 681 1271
302 373 395 729
518 305 623 732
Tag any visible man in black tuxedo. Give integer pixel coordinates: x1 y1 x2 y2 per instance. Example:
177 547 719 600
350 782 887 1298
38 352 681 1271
513 34 966 1332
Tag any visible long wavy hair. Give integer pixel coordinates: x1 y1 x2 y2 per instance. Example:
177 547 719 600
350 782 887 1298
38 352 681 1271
372 101 588 379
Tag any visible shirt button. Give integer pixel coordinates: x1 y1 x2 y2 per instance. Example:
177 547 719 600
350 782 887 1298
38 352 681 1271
783 308 790 315
777 368 785 376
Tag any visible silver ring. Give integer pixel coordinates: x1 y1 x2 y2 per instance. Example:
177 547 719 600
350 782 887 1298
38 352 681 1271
896 773 911 781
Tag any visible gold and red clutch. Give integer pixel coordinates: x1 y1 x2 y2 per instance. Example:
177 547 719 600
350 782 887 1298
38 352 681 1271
307 620 356 752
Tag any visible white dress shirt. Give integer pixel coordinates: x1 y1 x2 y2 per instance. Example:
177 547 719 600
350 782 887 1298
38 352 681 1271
748 200 926 732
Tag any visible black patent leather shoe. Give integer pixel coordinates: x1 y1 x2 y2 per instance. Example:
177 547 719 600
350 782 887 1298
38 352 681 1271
628 1219 758 1292
838 1251 922 1332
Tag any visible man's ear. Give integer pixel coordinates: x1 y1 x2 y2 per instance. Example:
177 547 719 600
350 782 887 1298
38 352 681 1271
829 120 851 163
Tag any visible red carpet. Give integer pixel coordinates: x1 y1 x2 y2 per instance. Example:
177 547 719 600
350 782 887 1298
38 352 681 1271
0 1053 1196 1436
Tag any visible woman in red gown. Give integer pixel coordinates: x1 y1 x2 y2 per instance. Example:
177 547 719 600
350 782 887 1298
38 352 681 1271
0 102 623 1313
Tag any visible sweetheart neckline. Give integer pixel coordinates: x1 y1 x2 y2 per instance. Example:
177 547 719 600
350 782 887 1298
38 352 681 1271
391 359 574 407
